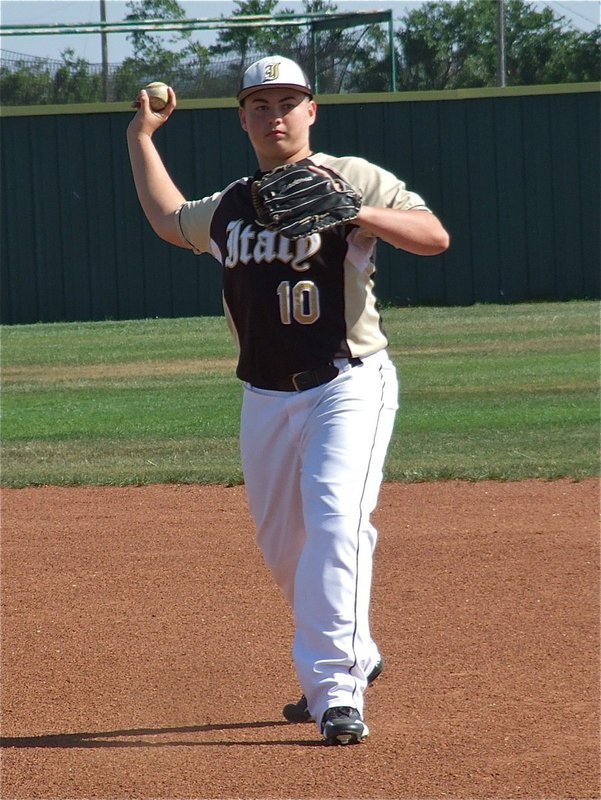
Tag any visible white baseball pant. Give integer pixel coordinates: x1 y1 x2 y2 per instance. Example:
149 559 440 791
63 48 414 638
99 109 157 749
240 349 399 730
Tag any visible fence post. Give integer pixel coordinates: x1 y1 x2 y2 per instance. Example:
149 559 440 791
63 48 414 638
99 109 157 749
388 10 397 92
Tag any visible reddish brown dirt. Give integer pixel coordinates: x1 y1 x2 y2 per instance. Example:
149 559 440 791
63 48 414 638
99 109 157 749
1 479 599 799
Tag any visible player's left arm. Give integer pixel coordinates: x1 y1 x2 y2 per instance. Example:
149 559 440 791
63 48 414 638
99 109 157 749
354 205 450 256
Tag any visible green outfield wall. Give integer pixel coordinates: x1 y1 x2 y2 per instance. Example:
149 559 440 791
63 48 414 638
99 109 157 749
1 83 599 324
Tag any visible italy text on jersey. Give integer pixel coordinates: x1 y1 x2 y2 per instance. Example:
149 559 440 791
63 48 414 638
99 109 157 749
224 220 322 271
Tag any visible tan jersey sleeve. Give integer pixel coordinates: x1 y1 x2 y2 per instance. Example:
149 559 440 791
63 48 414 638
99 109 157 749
177 192 223 256
311 153 429 213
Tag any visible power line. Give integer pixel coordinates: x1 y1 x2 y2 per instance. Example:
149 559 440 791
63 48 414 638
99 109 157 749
554 2 599 26
537 1 600 31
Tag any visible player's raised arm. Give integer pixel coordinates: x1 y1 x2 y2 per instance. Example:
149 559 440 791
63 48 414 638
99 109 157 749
355 205 450 256
126 86 191 249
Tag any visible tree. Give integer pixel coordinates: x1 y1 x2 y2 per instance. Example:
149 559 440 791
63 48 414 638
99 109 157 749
0 0 598 105
53 49 103 103
293 0 355 93
0 49 102 105
342 19 394 93
116 0 210 98
0 60 55 105
545 26 601 83
500 0 595 85
125 0 209 74
210 0 282 71
125 0 188 62
209 0 390 94
396 0 600 90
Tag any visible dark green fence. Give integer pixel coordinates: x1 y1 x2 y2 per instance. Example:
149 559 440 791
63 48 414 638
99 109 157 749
1 84 599 324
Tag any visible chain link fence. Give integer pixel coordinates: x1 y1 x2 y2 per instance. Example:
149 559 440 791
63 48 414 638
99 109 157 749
0 49 247 105
0 20 392 105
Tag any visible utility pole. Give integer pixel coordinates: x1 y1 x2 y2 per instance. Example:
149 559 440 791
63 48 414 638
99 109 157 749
100 0 109 101
496 0 506 87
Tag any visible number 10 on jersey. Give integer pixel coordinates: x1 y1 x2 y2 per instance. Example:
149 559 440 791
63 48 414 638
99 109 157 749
277 280 320 325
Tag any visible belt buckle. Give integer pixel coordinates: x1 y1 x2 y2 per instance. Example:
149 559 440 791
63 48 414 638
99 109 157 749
291 371 305 391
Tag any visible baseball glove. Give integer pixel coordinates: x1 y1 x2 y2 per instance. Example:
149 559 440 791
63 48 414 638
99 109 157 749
251 163 362 240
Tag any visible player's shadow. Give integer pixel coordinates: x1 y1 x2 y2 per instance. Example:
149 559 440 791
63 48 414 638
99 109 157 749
0 720 322 748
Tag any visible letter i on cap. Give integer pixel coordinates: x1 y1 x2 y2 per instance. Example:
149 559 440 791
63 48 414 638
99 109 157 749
238 56 313 102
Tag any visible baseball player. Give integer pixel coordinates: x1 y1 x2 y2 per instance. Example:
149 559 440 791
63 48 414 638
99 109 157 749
127 55 449 746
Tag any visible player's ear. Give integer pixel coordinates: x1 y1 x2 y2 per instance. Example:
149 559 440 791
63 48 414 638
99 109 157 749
239 105 248 132
307 99 317 128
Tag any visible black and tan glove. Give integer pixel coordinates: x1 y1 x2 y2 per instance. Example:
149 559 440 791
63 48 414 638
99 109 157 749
251 163 362 240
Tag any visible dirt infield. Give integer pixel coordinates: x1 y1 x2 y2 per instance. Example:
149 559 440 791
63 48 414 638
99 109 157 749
1 479 599 800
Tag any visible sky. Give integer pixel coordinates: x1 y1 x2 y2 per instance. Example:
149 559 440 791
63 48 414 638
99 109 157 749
1 0 599 64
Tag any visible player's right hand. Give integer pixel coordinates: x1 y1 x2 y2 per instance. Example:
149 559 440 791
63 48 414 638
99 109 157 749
128 86 176 137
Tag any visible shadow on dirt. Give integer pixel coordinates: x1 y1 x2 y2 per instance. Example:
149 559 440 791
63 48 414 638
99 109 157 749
0 720 323 749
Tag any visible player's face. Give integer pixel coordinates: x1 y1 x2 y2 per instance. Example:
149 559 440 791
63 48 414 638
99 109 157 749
239 89 317 170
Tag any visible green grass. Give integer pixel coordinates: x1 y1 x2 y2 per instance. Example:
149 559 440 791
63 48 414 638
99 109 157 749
1 302 599 487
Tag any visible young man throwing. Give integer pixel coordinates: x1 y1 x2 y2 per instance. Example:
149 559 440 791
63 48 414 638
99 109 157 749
127 55 449 746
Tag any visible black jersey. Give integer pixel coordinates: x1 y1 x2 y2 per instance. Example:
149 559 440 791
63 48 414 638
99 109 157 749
178 153 429 386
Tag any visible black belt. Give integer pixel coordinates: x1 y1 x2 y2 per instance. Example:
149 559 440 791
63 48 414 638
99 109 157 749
256 358 362 392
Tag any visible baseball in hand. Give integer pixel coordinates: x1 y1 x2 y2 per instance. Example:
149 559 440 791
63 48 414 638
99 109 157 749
143 81 169 111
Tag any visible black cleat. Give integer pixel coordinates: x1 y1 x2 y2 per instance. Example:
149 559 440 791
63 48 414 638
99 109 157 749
282 694 312 723
282 657 384 723
321 706 368 745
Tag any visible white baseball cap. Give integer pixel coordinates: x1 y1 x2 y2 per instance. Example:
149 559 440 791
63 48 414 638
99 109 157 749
238 56 313 102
